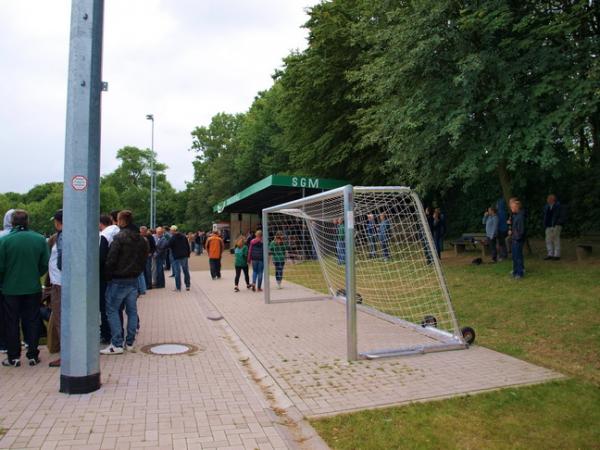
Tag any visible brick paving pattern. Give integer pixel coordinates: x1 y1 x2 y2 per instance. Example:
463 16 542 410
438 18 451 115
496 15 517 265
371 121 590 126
198 269 563 418
0 259 563 449
0 273 294 450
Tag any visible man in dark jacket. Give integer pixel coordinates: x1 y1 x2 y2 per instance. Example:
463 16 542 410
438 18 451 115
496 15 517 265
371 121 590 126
0 210 49 367
101 210 148 355
543 194 566 261
509 199 526 279
168 226 191 291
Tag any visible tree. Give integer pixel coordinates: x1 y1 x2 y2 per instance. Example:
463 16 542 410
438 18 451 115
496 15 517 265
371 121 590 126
102 146 175 226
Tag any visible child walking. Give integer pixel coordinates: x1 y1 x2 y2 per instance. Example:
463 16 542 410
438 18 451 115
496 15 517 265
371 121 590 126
269 232 287 289
233 236 250 292
247 230 264 292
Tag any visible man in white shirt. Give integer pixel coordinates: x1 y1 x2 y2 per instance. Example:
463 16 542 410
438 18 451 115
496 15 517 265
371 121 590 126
101 210 120 246
48 210 63 368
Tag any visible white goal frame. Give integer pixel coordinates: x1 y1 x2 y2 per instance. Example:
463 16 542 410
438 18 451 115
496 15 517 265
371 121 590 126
262 185 467 361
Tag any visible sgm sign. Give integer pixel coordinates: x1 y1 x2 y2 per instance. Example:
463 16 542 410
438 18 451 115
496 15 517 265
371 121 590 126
291 177 319 188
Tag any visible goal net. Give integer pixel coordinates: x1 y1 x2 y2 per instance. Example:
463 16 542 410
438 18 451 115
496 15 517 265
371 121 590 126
262 186 466 360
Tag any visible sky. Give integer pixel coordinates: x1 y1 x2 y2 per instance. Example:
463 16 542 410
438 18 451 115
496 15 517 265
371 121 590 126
0 0 319 193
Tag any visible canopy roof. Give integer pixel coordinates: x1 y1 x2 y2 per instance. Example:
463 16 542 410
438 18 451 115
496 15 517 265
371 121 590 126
213 174 348 214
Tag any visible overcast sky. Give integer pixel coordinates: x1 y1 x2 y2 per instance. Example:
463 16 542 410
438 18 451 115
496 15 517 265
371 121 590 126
0 0 319 193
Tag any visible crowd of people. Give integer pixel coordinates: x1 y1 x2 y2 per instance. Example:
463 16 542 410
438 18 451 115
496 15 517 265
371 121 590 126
480 194 566 279
0 207 213 366
0 193 567 367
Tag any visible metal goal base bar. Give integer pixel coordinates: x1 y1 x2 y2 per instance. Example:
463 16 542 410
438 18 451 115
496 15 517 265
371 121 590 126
360 342 467 359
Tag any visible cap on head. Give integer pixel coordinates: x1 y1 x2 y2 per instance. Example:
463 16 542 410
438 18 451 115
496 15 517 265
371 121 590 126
170 225 178 232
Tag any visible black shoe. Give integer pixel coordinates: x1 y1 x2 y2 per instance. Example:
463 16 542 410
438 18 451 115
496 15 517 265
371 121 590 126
553 256 561 261
252 285 256 292
28 357 40 366
2 358 21 367
543 256 553 260
234 286 240 292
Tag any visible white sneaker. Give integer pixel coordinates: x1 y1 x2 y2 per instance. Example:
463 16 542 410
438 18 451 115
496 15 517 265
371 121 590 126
277 282 282 289
100 344 123 355
125 344 136 353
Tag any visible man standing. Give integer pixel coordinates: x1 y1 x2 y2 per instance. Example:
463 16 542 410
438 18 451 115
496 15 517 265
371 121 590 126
101 210 148 355
205 230 224 280
0 210 49 366
102 210 121 246
509 200 526 279
98 214 112 344
379 213 390 261
366 214 377 258
140 226 155 289
168 226 191 291
47 210 63 367
0 209 15 354
154 227 168 289
543 194 566 261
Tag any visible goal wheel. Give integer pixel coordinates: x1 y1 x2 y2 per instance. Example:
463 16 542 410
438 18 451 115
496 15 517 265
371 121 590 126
421 315 437 328
335 289 363 304
461 326 476 345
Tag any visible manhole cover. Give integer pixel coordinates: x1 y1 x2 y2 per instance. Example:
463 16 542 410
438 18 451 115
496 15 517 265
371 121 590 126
141 342 202 356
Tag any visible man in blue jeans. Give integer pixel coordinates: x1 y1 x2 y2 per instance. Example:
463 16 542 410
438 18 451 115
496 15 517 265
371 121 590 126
101 210 148 355
154 227 168 288
168 225 191 291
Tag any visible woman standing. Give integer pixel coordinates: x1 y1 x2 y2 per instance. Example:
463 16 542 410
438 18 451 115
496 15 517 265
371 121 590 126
269 232 287 289
247 230 264 292
233 236 250 292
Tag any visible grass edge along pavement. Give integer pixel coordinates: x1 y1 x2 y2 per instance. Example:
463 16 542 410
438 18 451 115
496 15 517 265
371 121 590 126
285 247 600 449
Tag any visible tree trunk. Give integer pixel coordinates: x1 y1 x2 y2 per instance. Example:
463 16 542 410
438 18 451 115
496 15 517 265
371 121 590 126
497 161 512 204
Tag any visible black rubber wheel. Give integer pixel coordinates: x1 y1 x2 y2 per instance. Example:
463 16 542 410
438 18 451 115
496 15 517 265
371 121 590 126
461 326 476 345
421 315 438 328
335 289 363 304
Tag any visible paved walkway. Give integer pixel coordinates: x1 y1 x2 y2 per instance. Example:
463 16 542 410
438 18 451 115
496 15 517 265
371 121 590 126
198 270 562 418
0 264 563 449
0 274 317 450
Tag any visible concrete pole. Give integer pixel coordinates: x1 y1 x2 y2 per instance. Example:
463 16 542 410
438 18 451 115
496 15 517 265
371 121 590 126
60 0 104 394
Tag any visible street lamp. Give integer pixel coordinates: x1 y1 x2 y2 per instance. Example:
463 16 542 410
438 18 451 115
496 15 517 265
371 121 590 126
146 114 155 229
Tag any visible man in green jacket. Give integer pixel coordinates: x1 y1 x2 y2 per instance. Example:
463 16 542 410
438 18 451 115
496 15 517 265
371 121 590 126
0 210 49 367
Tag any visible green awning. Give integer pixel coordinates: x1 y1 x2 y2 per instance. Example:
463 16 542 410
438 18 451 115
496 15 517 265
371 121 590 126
213 174 348 214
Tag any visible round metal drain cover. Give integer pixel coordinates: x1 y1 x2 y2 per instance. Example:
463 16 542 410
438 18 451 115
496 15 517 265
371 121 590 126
151 344 190 355
141 342 201 356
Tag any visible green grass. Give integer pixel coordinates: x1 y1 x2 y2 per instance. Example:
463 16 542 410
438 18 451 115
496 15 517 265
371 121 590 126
312 379 600 450
302 249 600 449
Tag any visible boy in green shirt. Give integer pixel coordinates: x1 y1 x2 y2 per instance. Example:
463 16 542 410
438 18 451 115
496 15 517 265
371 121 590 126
269 232 287 289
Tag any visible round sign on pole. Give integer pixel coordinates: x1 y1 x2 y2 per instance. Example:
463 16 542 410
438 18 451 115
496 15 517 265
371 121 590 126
71 175 88 191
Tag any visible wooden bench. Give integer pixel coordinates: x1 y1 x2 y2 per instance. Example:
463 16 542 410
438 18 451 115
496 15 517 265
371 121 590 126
576 232 600 261
452 233 488 257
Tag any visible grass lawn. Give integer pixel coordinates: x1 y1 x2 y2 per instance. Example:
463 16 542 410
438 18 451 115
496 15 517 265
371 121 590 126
304 244 600 449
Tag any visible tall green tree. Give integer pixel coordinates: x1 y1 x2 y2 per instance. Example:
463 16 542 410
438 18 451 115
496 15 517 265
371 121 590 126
102 146 177 226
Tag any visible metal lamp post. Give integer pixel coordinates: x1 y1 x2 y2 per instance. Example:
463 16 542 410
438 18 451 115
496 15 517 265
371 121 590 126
146 114 155 229
60 0 104 394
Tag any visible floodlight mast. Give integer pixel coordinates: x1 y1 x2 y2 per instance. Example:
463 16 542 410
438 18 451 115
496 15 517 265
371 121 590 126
146 114 155 229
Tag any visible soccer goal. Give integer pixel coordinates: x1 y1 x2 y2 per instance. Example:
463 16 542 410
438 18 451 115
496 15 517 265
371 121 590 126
262 185 469 360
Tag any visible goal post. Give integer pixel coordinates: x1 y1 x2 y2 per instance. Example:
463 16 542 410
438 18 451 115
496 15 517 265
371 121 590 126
262 185 466 361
